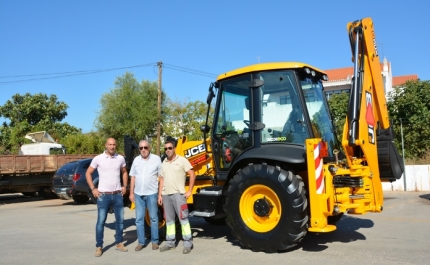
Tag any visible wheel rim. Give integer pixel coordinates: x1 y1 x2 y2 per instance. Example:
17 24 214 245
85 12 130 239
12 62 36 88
145 206 166 229
239 184 281 233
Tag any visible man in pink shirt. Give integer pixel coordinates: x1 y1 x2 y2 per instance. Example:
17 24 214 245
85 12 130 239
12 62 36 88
86 138 128 257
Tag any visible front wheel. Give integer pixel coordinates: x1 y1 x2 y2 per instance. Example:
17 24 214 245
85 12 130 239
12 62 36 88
224 163 308 253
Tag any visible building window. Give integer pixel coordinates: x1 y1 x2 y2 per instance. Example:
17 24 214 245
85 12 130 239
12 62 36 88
280 95 291 105
304 90 315 102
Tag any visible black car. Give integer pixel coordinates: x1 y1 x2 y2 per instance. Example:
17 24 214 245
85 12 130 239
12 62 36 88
52 158 98 204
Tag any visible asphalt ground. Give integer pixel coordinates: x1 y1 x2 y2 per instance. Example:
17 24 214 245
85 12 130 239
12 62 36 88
1 191 429 265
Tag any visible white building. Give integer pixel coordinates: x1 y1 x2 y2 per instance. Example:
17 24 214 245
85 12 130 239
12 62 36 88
323 58 418 98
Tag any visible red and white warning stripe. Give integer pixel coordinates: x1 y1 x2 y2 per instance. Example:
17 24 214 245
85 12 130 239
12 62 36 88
314 143 324 194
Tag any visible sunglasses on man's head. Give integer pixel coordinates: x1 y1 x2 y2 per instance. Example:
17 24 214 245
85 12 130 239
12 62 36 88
139 146 149 150
164 146 174 151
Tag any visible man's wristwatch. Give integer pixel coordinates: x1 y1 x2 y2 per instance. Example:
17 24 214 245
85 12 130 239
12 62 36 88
91 187 97 191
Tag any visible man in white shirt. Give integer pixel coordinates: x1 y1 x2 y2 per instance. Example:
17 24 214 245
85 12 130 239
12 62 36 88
129 140 161 251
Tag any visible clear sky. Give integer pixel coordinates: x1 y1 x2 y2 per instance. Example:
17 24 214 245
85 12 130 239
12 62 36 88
1 1 429 133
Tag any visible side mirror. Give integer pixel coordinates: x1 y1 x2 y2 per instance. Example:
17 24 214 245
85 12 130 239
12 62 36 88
200 124 210 133
207 89 215 104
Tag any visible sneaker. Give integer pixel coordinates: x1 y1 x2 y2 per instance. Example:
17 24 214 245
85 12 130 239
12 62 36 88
135 244 144 251
183 247 192 254
159 245 175 252
115 243 128 252
95 247 103 257
152 243 159 250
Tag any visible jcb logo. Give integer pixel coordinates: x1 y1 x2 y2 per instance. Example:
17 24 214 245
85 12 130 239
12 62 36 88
373 37 378 57
184 144 206 158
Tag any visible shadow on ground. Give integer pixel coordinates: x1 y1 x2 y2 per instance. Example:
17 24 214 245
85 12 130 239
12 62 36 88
186 214 373 253
419 193 430 200
298 215 373 252
0 193 47 205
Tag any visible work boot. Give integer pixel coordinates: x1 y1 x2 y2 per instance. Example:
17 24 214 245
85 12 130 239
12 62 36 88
152 243 159 250
135 244 144 251
115 243 128 252
95 247 103 257
159 245 175 252
183 247 192 254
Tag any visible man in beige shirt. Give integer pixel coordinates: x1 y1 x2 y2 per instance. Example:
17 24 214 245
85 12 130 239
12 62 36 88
157 139 196 254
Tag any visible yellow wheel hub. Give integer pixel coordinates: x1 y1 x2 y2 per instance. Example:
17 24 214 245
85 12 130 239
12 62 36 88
145 207 166 229
239 184 281 233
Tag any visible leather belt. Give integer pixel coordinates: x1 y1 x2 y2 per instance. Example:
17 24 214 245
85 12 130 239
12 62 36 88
101 190 121 195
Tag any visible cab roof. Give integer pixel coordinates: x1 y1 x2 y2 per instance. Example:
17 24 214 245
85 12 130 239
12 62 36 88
216 62 326 81
24 131 56 143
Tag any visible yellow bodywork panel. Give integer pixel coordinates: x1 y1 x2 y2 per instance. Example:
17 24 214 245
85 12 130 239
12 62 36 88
306 138 382 233
174 136 216 204
306 138 336 232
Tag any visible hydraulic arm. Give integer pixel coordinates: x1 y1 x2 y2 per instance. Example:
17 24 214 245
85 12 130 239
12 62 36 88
345 18 404 183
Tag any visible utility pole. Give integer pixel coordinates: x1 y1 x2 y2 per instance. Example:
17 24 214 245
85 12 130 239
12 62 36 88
157 61 162 156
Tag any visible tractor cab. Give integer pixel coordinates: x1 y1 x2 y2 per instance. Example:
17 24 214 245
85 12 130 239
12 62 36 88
202 62 337 178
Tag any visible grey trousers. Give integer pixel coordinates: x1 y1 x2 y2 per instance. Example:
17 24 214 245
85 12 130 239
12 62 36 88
162 193 193 248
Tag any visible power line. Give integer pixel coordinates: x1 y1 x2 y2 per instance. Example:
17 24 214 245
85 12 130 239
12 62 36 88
0 62 217 85
163 63 217 78
0 63 156 79
0 63 156 84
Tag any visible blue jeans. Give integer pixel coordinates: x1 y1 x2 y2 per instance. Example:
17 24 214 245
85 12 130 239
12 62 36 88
95 193 124 247
134 193 159 245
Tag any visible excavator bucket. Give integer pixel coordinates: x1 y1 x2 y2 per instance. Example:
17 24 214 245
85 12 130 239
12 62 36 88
377 128 404 181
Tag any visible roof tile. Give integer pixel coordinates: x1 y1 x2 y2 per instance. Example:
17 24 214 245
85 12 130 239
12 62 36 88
393 75 418 86
324 63 417 86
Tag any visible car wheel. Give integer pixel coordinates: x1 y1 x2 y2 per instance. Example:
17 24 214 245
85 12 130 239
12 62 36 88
72 195 90 204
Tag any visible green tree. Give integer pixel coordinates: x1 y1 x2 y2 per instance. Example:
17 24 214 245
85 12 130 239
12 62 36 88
327 92 349 143
387 80 430 159
0 93 81 154
95 72 166 147
0 93 67 126
61 132 106 154
163 98 213 141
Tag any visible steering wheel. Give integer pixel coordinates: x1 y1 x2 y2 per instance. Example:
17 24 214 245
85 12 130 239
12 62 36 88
243 120 251 127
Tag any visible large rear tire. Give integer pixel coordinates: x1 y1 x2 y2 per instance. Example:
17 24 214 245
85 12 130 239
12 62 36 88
224 163 308 253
